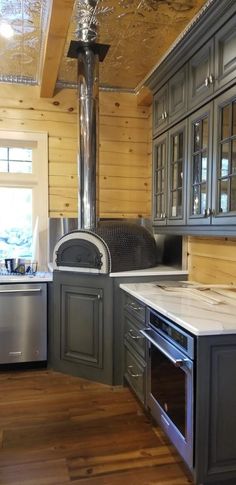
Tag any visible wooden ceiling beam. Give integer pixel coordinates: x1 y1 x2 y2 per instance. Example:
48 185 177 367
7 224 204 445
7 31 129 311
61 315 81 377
40 0 75 98
136 86 153 107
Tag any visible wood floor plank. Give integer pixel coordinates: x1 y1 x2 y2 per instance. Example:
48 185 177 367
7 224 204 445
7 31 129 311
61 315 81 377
0 369 193 484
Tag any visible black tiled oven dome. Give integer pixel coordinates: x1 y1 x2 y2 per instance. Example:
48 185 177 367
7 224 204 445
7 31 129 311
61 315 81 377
95 221 158 272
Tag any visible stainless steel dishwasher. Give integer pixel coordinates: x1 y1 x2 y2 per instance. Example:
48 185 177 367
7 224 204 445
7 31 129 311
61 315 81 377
0 283 47 363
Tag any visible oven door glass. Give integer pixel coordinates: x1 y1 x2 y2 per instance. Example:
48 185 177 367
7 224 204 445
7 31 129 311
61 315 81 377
150 342 187 438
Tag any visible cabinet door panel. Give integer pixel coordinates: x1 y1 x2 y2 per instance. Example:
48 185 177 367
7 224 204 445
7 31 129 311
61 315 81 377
61 285 103 367
215 15 236 91
153 84 168 135
189 40 214 109
169 65 187 124
208 345 236 474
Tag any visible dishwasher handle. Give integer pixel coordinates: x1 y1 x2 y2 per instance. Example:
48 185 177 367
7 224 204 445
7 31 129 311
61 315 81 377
0 288 42 294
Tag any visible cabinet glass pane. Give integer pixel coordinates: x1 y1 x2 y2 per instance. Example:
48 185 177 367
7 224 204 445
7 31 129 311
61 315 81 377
219 180 228 213
233 101 236 136
230 176 236 211
192 185 200 215
194 122 200 152
161 143 166 164
173 135 178 162
0 161 8 172
201 154 207 182
179 132 183 159
202 118 208 149
156 145 161 168
201 183 207 213
193 154 200 184
171 190 182 217
220 143 230 177
172 162 182 190
232 140 236 175
222 104 230 140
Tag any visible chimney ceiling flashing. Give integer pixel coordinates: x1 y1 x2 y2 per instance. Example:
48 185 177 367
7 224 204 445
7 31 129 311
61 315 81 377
67 41 110 62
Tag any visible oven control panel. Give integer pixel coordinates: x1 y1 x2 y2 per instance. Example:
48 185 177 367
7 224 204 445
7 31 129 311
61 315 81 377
148 308 194 359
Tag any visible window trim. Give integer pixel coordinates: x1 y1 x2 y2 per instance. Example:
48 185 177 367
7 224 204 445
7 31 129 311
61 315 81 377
0 130 48 270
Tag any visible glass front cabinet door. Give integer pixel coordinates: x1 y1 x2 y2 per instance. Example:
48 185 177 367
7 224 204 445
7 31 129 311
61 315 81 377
153 122 187 226
168 121 187 225
153 133 168 225
187 103 213 225
212 88 236 225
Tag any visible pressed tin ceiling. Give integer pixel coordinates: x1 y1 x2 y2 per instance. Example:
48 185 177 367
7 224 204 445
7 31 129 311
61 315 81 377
0 0 210 91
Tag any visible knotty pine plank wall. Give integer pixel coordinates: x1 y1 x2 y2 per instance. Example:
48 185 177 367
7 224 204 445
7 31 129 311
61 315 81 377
0 84 151 219
187 237 236 284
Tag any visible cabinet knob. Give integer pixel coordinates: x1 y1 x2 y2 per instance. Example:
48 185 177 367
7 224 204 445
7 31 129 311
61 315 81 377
209 74 214 84
164 111 168 119
205 76 209 87
161 112 165 120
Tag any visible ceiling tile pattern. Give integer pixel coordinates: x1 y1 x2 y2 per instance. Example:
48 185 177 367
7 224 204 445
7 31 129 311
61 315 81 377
59 0 209 90
0 0 49 84
0 0 209 90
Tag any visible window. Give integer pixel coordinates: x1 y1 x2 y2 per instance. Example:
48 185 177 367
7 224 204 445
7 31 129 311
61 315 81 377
0 131 48 270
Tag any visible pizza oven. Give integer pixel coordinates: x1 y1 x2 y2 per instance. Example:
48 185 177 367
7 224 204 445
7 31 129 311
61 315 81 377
53 220 158 274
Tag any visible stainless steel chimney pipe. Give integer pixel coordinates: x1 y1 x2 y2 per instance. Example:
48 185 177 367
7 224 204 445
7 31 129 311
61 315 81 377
77 45 99 230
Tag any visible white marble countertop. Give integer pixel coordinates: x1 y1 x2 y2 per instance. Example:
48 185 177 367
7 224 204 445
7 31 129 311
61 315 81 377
120 281 236 336
110 265 188 278
0 272 53 283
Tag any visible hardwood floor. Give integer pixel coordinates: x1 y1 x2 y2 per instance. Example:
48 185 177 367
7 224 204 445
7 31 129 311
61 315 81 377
0 369 193 484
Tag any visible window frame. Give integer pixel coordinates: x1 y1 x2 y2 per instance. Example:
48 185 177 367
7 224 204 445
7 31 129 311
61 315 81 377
0 130 48 270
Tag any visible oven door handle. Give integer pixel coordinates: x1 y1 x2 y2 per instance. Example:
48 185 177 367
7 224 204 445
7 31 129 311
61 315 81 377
140 328 191 368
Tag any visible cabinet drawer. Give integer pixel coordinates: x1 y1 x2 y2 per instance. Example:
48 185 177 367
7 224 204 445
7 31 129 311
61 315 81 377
124 295 145 323
124 345 146 404
124 315 146 359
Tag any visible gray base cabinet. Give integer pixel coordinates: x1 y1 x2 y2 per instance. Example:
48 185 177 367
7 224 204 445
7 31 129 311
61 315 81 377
121 290 236 485
52 271 113 384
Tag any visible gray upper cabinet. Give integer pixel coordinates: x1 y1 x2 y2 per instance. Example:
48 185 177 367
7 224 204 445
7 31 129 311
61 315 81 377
150 2 236 234
187 103 213 225
153 85 168 135
188 39 214 109
153 65 187 136
215 15 236 91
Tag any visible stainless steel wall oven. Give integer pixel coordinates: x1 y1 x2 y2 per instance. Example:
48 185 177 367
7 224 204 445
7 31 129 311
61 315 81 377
141 308 195 469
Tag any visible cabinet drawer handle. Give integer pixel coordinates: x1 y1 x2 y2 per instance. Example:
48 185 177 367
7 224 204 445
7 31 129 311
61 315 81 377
127 302 143 312
205 76 209 87
127 329 144 340
164 111 168 119
161 112 165 120
127 365 142 378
